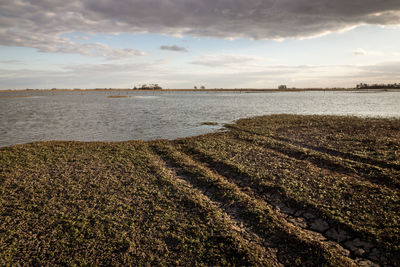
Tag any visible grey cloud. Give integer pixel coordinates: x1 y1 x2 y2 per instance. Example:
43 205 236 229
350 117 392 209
160 45 188 52
1 0 400 56
73 35 90 40
82 0 400 39
190 54 264 68
0 27 144 59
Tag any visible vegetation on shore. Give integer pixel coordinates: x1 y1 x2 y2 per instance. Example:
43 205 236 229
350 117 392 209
0 115 399 266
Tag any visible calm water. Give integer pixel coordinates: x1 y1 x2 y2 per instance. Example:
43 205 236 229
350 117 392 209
1 90 399 147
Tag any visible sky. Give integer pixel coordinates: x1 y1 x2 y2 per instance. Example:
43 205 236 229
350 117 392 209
1 0 400 89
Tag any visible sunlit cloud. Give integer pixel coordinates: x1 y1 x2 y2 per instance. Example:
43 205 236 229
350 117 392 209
353 48 384 56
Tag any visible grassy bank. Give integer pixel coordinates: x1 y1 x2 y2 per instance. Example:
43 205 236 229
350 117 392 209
1 115 399 266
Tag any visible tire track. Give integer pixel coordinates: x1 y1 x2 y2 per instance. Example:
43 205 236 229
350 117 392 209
151 142 360 266
274 136 400 171
146 145 282 266
178 143 386 266
231 129 400 191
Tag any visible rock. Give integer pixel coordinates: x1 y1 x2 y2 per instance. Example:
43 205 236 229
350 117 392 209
294 210 305 217
351 238 374 251
355 258 379 267
303 212 317 220
344 240 367 256
368 248 380 261
280 206 295 215
353 248 365 256
310 219 329 232
368 252 379 262
326 228 350 242
275 202 287 210
344 238 374 253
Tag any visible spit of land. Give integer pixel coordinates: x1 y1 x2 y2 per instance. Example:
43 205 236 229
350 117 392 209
1 115 399 266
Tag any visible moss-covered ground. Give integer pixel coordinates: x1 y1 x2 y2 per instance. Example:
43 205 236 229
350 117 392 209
1 115 399 266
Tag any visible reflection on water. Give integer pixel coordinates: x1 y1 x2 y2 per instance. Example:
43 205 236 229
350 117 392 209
0 90 399 147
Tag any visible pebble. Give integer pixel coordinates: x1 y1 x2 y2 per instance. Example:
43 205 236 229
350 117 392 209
355 258 379 267
368 248 380 261
351 238 374 250
325 228 350 243
344 240 366 256
280 206 295 215
309 219 329 232
353 248 365 256
344 238 374 254
303 212 317 220
294 210 305 217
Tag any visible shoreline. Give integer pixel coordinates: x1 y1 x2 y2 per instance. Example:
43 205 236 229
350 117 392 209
1 88 359 93
1 114 399 265
1 88 399 94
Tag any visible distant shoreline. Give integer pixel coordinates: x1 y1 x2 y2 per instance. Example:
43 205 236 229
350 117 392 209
1 88 399 93
0 88 365 93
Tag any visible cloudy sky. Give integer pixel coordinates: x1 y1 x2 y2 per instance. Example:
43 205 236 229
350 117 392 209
1 0 400 89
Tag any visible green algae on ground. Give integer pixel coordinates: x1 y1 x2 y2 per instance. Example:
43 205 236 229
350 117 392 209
0 115 399 266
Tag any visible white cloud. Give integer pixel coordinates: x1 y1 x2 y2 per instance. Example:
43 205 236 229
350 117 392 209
353 48 384 56
190 54 267 70
354 48 368 56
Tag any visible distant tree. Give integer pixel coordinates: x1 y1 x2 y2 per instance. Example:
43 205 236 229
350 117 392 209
139 83 162 90
278 85 287 90
153 84 162 90
194 86 197 89
356 83 400 89
200 85 205 89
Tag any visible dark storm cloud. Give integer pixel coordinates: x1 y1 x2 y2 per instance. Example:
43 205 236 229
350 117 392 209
160 45 188 52
0 0 400 56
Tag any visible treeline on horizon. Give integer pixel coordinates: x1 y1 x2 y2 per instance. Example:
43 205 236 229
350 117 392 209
356 83 400 89
133 84 162 90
